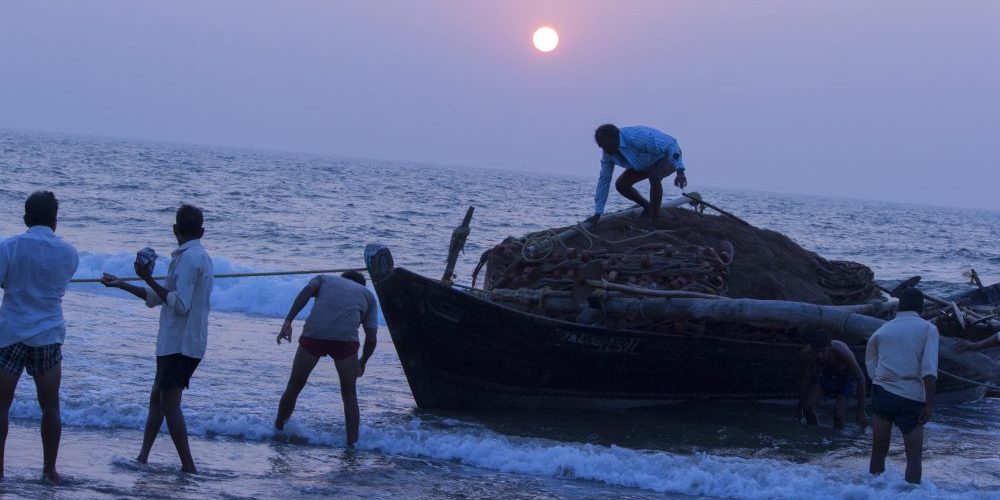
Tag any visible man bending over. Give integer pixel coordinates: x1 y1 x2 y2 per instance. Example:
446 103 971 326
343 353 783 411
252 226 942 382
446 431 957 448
275 271 377 447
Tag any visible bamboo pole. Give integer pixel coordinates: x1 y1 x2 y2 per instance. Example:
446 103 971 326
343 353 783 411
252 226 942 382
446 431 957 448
586 279 723 300
540 295 885 341
536 294 999 383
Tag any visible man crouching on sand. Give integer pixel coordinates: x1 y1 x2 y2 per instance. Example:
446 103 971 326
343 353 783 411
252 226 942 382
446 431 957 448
794 331 868 430
101 204 213 474
274 270 377 447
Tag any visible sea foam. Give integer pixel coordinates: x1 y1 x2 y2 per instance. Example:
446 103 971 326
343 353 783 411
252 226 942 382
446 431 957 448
7 397 968 499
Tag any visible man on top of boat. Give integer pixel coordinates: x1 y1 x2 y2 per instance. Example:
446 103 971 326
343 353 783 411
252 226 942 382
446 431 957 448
794 331 868 430
586 124 687 227
866 288 938 484
274 270 378 448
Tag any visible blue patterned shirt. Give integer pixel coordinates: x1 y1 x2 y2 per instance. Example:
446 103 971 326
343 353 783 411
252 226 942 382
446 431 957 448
594 126 685 215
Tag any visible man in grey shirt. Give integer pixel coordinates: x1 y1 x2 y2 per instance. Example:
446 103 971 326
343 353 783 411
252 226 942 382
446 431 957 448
0 191 78 485
275 270 378 447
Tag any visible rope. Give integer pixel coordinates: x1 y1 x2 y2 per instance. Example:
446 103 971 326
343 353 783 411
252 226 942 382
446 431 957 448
575 220 693 249
521 231 561 263
69 267 367 284
938 369 1000 390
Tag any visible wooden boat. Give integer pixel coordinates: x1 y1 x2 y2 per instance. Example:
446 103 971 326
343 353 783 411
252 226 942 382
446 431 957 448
365 244 993 410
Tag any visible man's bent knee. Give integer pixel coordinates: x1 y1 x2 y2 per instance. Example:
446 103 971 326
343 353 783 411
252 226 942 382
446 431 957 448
615 172 645 189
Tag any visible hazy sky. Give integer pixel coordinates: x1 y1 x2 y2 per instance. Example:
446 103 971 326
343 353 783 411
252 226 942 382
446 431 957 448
1 1 997 210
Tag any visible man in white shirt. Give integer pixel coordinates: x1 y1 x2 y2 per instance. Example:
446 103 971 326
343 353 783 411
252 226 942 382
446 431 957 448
101 204 213 474
0 191 79 485
865 288 938 484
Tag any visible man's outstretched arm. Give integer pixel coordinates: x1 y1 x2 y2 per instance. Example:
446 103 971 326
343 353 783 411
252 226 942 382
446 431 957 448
592 158 615 219
357 295 380 377
954 333 1000 353
101 273 148 301
836 342 869 428
358 327 378 377
278 280 319 344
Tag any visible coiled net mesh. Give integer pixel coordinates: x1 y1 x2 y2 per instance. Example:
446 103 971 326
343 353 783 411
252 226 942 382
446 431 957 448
482 207 879 306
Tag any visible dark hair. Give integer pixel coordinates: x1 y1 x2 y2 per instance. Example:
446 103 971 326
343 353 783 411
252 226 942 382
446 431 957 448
24 191 59 228
809 331 831 350
175 204 204 236
898 288 924 313
594 123 619 148
341 270 366 286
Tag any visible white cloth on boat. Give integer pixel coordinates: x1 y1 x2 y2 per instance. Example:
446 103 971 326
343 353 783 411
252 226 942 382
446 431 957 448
865 311 939 402
0 226 79 347
145 239 214 359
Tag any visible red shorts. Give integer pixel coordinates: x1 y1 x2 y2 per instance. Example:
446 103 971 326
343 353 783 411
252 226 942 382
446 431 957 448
298 336 359 360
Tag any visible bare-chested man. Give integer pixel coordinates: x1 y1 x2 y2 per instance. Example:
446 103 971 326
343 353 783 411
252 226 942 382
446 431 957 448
795 331 869 430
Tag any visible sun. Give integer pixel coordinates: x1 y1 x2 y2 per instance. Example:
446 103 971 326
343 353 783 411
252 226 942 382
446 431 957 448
532 26 559 53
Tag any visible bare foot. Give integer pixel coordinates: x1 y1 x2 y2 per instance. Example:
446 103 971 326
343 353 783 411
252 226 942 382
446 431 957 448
274 416 286 431
181 464 198 474
135 453 149 464
42 468 62 485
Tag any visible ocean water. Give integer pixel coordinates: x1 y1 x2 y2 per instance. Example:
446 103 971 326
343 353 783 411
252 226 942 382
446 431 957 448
1 129 999 499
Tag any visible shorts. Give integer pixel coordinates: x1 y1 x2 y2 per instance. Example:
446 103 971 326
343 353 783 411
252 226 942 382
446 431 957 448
298 336 359 361
640 148 684 178
872 384 925 435
0 342 62 377
154 353 201 391
818 370 856 399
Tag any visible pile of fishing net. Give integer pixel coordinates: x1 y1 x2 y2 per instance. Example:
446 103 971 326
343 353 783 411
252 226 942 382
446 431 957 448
479 206 880 306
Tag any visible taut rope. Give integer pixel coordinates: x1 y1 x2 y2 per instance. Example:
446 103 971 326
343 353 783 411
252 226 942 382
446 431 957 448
69 267 368 284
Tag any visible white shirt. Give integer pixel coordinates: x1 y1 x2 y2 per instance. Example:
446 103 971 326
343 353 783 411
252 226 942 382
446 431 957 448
0 226 79 347
865 311 939 402
145 240 213 359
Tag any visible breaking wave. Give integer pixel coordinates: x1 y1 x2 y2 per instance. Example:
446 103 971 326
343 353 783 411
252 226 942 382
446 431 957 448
7 398 969 499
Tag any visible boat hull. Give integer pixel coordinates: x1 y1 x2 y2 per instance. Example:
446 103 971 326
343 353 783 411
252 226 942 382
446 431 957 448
367 249 985 410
